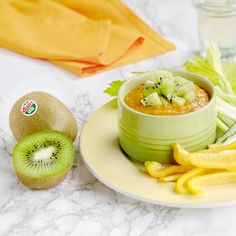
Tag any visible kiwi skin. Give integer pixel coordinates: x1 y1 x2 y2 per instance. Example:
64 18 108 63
15 171 69 190
9 91 78 141
12 130 74 190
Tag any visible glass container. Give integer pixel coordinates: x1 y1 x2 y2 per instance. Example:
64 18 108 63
193 0 236 57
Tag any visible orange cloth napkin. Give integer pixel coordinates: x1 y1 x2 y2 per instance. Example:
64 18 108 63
0 0 175 77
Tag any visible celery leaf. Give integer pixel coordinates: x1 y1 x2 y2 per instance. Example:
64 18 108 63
103 80 125 97
183 42 233 94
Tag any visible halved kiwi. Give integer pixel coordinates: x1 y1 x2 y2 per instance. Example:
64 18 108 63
12 130 74 189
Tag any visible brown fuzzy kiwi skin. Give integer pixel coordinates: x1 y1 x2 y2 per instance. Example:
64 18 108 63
14 170 70 189
9 91 78 141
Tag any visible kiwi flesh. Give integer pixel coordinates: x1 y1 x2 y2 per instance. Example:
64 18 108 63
167 94 186 106
143 80 161 97
153 70 173 79
141 73 196 107
12 130 74 189
160 96 169 105
141 92 162 106
161 78 175 97
9 91 78 141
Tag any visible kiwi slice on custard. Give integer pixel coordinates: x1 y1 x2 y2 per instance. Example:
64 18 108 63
12 130 74 189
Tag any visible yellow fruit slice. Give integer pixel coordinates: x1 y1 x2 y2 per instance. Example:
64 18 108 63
187 171 236 195
145 161 164 178
198 144 222 153
175 167 207 194
173 144 192 166
189 150 236 170
208 143 224 151
220 141 236 150
145 161 192 178
159 174 182 182
206 142 236 153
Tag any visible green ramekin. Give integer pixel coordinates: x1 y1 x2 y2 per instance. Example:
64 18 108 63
118 71 217 164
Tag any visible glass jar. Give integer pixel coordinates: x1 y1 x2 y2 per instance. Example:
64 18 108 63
193 0 236 57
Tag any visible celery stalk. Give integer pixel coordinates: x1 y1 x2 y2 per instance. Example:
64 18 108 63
217 118 229 134
217 91 236 106
184 42 236 137
216 123 236 144
217 110 235 127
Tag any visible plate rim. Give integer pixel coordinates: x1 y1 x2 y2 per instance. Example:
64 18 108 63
80 100 236 209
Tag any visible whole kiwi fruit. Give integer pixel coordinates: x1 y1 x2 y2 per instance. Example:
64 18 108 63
9 91 78 141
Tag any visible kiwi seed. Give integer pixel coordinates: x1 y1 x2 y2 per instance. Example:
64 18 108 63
12 130 74 189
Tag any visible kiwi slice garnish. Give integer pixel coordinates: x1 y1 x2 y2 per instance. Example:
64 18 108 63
141 74 196 107
12 130 74 189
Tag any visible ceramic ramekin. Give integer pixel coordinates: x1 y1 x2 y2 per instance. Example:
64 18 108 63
118 71 217 164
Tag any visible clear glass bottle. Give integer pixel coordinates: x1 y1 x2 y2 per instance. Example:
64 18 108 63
193 0 236 57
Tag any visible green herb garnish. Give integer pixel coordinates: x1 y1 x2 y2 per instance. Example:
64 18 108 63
103 80 125 97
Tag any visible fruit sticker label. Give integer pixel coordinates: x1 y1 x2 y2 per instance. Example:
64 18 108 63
21 100 38 116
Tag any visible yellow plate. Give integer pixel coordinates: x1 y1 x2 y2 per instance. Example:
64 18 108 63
80 101 236 208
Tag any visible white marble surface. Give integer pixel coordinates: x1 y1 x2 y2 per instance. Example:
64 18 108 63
1 0 236 235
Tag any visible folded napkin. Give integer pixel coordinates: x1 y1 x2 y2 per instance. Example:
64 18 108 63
0 0 175 76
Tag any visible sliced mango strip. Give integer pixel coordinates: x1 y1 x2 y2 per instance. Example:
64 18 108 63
144 141 236 196
187 171 236 195
145 161 164 178
199 144 223 153
206 142 236 153
159 174 182 182
189 150 236 170
156 165 193 178
220 141 236 150
145 161 192 178
173 144 192 166
174 167 210 194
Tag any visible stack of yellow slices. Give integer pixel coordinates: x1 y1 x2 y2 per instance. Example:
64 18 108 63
145 142 236 195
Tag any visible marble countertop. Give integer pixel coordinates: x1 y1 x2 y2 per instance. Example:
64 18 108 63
1 0 236 235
